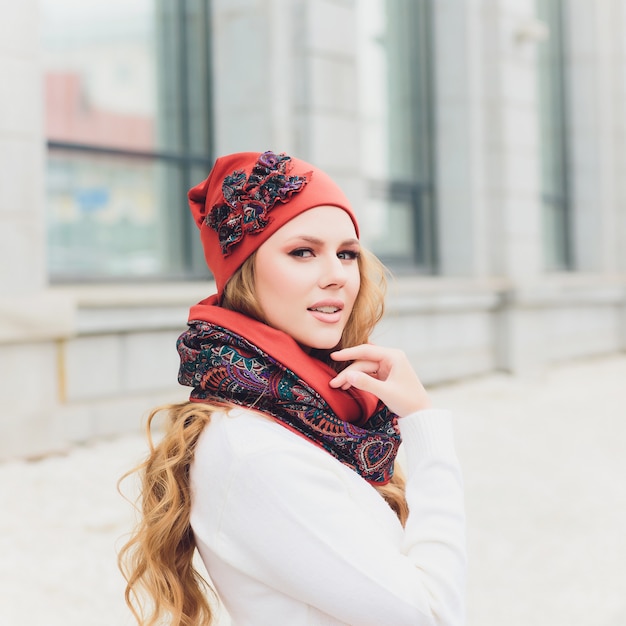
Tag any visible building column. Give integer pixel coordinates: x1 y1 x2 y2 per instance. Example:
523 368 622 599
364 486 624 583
0 0 46 296
435 1 546 281
293 0 363 210
480 0 548 373
608 0 626 276
481 0 544 280
565 0 622 273
433 0 489 277
0 0 74 459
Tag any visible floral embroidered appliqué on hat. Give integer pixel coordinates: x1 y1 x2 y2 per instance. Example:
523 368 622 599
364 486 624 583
206 151 310 255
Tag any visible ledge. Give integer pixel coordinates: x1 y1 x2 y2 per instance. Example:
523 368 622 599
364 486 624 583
503 273 626 308
0 290 76 344
386 276 510 314
54 282 215 335
2 274 623 343
52 281 214 308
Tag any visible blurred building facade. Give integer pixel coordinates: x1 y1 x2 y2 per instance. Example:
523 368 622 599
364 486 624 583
1 0 625 459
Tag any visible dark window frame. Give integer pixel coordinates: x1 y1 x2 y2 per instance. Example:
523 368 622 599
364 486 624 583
537 0 572 271
368 0 438 274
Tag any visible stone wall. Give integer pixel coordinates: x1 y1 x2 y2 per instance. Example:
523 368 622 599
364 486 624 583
1 0 624 460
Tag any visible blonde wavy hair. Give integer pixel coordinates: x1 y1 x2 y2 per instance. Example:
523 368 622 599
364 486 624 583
118 247 408 626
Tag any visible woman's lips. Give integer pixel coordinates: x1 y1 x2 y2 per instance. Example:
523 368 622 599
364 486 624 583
307 302 344 323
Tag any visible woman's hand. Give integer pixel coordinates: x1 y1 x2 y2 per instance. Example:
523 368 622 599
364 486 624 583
329 344 431 417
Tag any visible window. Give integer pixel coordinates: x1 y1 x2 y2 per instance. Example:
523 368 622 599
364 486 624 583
537 0 571 270
358 0 436 272
42 0 214 281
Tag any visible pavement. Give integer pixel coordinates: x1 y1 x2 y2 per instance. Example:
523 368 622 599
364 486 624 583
1 353 625 626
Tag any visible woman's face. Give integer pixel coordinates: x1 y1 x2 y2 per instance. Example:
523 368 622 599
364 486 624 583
253 205 361 350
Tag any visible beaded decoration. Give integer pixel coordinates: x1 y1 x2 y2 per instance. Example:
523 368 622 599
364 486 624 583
206 151 309 255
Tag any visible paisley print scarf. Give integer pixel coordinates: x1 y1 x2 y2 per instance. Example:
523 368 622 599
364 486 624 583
177 297 401 484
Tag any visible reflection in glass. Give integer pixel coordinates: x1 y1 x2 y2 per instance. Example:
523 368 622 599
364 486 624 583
42 0 157 151
47 152 189 280
358 0 436 271
42 0 213 281
537 0 571 270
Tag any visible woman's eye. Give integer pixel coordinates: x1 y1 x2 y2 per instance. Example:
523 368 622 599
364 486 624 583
289 248 314 258
338 250 360 260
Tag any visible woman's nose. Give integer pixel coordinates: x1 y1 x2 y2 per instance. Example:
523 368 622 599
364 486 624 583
319 255 347 288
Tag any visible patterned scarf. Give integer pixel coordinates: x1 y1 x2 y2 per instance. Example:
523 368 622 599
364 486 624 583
177 297 401 484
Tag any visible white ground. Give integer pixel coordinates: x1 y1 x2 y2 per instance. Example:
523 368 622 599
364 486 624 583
1 354 625 626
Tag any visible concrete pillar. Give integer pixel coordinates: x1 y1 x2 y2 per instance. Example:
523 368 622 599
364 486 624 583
0 0 74 459
610 0 626 275
481 0 544 280
210 0 362 210
433 0 489 277
0 0 46 295
615 2 626 352
478 0 547 374
211 0 275 153
294 0 362 209
565 0 622 272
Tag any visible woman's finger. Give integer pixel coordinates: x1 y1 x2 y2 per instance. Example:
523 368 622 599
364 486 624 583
339 369 385 396
329 361 380 390
330 343 432 416
330 344 397 364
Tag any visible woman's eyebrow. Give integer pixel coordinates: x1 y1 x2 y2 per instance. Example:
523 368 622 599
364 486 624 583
340 238 360 247
288 235 360 247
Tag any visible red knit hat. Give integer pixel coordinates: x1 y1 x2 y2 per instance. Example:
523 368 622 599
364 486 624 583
188 150 359 299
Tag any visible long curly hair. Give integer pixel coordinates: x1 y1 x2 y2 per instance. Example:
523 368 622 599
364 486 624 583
118 247 408 626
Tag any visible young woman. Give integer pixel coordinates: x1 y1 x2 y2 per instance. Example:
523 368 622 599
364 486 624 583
119 151 466 626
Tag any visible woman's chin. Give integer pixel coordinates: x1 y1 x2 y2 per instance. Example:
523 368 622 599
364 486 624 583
297 338 342 354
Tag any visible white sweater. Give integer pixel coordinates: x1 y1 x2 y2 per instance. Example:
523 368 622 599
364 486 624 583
190 407 466 626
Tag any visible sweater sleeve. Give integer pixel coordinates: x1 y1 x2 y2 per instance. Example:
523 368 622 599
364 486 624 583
201 409 465 626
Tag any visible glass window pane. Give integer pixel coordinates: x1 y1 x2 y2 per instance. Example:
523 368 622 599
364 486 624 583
537 0 571 270
543 204 569 270
366 197 415 260
46 151 190 280
42 0 214 281
358 0 436 271
42 0 158 152
153 0 213 156
185 0 213 156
